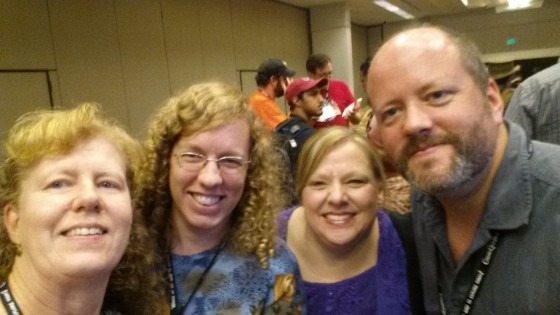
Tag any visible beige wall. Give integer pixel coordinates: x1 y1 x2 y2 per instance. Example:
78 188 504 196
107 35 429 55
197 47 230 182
1 0 309 137
3 0 559 136
351 24 368 102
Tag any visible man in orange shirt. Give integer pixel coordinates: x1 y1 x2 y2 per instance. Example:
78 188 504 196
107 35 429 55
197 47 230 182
249 58 295 128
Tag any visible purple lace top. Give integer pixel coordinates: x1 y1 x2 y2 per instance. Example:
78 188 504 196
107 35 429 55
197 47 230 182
278 207 411 315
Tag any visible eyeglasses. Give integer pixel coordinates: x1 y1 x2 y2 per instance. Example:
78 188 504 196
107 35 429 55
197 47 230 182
174 152 250 174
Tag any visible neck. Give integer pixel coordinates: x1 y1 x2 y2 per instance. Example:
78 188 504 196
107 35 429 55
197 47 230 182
171 211 229 255
7 259 108 315
259 85 276 99
438 125 508 262
288 207 379 283
290 111 313 126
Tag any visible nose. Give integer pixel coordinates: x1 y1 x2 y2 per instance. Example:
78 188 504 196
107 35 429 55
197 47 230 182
403 102 433 137
197 160 224 188
73 181 101 212
327 182 347 206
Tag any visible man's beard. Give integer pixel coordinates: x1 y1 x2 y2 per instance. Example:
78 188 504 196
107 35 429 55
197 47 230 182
396 118 495 195
275 81 284 97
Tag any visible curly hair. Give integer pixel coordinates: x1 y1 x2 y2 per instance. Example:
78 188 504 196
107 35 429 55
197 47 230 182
137 82 286 277
295 126 386 198
0 103 167 314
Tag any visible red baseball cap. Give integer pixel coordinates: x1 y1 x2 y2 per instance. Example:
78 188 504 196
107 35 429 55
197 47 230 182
285 77 328 105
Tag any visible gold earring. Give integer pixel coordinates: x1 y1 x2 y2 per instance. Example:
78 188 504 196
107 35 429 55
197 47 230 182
15 243 22 256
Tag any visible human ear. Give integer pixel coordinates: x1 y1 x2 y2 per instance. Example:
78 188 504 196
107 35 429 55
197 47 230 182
3 204 20 244
367 116 384 150
486 79 505 122
293 96 304 108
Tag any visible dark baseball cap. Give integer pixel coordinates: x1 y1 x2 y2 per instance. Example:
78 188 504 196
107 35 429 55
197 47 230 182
285 77 328 105
257 58 296 80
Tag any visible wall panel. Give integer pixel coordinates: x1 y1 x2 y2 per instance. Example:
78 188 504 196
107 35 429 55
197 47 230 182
48 1 128 125
0 72 51 134
161 0 205 95
115 0 171 137
0 0 55 69
198 0 236 84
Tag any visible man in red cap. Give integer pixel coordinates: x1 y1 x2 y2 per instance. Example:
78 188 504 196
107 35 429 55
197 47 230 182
275 77 328 178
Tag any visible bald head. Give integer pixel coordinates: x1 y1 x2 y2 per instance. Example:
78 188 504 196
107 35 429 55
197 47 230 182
369 26 489 112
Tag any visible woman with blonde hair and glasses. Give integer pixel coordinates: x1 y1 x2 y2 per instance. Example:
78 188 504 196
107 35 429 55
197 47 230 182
137 81 304 314
0 104 166 314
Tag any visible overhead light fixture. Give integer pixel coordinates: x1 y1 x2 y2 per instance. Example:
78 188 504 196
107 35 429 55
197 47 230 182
495 0 543 12
460 0 544 11
373 0 415 20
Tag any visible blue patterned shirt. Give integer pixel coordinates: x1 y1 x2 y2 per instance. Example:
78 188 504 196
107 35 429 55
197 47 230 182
171 240 305 314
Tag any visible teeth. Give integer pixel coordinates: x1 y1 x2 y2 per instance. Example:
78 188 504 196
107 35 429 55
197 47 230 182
325 214 353 223
192 194 221 206
66 227 104 237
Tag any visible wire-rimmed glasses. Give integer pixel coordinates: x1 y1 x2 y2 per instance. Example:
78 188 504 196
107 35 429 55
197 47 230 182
174 152 250 175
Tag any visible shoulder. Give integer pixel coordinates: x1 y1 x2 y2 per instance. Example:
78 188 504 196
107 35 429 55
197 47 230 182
263 239 300 276
249 91 271 105
383 210 414 248
271 239 298 265
248 90 260 102
277 207 297 241
329 79 350 89
530 141 560 190
511 64 560 102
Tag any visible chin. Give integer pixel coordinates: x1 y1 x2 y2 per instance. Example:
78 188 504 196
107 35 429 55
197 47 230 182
322 232 359 248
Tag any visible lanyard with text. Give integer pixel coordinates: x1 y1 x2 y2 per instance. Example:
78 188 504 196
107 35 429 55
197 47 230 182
440 231 500 315
0 282 21 315
168 241 226 315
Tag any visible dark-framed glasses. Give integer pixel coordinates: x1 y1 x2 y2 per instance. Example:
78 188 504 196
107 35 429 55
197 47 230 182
174 152 250 174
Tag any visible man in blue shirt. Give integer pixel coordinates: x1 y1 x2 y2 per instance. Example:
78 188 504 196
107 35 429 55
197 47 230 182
367 25 560 314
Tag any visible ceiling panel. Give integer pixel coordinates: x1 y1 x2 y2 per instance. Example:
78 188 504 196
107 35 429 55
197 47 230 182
274 0 503 26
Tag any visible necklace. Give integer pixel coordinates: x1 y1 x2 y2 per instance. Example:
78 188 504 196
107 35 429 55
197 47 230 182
168 241 227 315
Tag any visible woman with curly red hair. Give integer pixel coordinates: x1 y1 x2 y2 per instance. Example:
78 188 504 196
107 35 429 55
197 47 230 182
137 81 305 314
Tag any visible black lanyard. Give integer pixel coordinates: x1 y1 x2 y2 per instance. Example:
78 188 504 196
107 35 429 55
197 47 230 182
168 241 226 315
1 280 114 315
0 282 21 315
439 231 500 315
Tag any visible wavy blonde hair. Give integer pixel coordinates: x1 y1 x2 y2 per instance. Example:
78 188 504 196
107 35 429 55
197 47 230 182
0 103 167 314
137 82 285 274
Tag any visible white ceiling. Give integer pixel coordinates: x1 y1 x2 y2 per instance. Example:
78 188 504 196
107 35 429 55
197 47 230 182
274 0 519 26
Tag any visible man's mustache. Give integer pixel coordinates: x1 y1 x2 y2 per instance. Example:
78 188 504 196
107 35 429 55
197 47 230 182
401 133 459 160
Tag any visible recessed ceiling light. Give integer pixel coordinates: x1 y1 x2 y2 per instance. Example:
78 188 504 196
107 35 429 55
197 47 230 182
495 0 543 12
373 0 415 20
